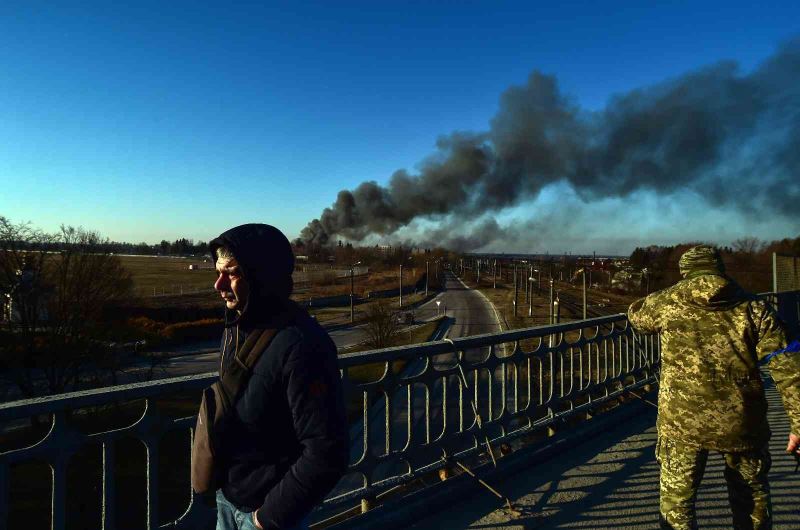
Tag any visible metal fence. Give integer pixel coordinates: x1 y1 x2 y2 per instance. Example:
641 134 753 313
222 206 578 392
0 312 663 530
773 253 800 293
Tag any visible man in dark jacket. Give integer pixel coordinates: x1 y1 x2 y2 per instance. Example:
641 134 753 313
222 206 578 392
210 223 349 530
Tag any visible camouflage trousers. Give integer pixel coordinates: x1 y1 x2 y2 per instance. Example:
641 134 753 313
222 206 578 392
656 437 772 530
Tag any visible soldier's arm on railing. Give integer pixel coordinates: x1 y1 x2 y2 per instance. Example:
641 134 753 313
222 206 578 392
755 302 800 454
627 296 660 333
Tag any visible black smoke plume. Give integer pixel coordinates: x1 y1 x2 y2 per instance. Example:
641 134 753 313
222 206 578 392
301 40 800 248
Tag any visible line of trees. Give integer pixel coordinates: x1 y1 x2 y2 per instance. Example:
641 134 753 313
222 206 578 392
2 231 211 257
628 235 800 293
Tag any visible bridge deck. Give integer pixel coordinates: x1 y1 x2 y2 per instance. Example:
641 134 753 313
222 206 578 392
407 377 800 530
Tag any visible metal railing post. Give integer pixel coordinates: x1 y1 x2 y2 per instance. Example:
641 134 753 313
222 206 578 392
773 252 778 293
101 442 116 530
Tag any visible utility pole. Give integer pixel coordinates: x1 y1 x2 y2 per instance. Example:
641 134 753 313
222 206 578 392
524 265 529 304
425 260 429 296
582 269 587 320
476 259 480 284
493 259 497 288
549 278 554 324
350 267 355 323
399 264 403 308
528 272 533 317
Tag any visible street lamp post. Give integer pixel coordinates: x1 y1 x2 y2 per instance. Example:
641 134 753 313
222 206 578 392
493 259 497 288
549 278 554 324
513 263 519 317
553 296 561 323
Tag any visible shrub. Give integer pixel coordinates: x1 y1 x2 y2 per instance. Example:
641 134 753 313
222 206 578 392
160 318 224 342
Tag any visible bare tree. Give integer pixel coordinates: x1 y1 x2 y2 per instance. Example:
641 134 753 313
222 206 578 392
1 220 134 397
363 299 401 349
732 237 764 255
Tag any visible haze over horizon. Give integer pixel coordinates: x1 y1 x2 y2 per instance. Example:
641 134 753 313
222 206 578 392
1 2 798 256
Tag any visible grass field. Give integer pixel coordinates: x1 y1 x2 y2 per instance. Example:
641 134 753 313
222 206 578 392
118 255 215 297
119 255 425 303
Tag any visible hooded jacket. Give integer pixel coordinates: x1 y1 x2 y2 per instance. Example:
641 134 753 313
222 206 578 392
209 224 348 528
628 272 800 451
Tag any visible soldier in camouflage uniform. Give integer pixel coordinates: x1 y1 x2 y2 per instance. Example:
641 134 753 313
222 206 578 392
628 245 800 530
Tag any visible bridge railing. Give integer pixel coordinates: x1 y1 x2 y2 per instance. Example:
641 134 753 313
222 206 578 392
1 311 663 529
331 313 659 515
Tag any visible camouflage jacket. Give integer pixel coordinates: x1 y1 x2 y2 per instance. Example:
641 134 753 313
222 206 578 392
628 274 800 451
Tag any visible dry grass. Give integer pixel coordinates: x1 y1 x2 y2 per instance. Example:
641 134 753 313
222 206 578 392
118 255 215 297
118 255 425 306
463 274 636 331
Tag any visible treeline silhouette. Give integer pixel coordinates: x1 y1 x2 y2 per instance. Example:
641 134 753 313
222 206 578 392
2 234 210 257
628 235 800 293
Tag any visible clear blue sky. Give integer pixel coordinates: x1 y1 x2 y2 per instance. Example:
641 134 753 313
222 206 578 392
1 1 798 254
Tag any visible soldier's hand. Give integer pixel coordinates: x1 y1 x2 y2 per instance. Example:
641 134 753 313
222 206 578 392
787 433 800 455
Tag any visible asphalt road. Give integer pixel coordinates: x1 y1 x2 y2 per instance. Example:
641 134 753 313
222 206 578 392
130 271 505 382
334 269 507 503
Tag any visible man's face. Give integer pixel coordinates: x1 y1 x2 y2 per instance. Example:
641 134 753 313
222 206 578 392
214 256 249 313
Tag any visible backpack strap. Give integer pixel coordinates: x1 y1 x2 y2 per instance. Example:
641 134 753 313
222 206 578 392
237 328 279 369
218 327 279 402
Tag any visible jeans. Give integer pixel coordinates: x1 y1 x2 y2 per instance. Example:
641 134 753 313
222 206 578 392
216 490 310 530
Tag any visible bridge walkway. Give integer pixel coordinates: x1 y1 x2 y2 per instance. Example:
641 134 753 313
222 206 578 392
406 377 800 530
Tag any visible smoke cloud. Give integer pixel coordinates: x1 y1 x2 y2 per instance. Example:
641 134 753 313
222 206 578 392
302 40 800 248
